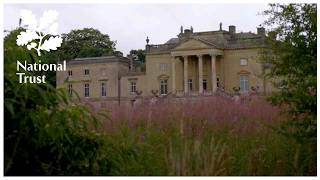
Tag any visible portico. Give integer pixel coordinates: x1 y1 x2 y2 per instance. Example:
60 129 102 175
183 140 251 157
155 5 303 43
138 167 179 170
171 48 222 95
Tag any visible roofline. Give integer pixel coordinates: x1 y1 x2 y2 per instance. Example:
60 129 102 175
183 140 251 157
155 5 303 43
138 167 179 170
67 56 130 65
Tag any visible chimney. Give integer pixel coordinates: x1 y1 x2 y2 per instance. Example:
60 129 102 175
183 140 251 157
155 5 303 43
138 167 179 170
183 29 192 38
229 25 236 34
257 27 265 36
184 29 191 34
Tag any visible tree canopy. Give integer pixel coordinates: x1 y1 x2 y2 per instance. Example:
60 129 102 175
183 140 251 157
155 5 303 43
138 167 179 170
129 49 145 63
262 3 316 142
59 28 116 60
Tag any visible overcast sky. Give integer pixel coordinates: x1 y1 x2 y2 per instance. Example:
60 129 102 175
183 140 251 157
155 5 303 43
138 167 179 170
4 3 269 55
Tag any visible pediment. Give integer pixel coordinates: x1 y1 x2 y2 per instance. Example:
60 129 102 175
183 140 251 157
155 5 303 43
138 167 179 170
173 38 216 51
238 70 251 74
158 74 169 80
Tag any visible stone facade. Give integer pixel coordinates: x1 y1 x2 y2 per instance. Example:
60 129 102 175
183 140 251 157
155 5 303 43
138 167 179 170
56 24 274 101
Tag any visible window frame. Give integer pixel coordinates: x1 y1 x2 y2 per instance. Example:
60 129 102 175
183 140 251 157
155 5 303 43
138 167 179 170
101 82 107 97
84 69 90 75
160 79 168 95
84 83 90 97
159 63 169 71
100 68 107 76
240 58 248 66
130 81 137 94
240 75 249 92
68 70 72 77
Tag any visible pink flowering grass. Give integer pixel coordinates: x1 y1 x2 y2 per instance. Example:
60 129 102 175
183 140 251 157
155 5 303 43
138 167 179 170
86 96 315 175
101 96 282 136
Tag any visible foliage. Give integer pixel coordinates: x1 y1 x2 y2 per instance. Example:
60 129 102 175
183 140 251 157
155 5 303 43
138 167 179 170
261 4 317 142
98 97 315 175
128 49 146 71
5 28 61 85
129 49 145 63
113 50 124 57
4 4 317 175
58 28 116 60
4 29 107 175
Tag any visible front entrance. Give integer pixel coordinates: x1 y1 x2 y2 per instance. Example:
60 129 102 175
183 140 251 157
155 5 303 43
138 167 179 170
203 79 207 91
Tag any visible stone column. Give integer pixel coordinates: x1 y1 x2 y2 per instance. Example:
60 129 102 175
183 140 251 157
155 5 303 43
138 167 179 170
171 56 176 94
183 56 188 94
211 54 217 93
197 55 203 94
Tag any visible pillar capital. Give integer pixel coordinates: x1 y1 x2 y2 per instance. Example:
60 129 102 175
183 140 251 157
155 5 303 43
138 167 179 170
209 54 217 58
197 54 203 58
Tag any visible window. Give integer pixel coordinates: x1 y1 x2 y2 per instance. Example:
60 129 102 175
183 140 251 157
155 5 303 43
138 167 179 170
84 83 90 97
130 81 137 94
160 79 168 95
100 68 107 76
159 63 169 71
240 58 248 66
203 79 207 90
188 79 193 91
84 69 90 75
217 77 220 88
101 82 107 97
68 84 72 97
240 75 249 92
68 70 72 77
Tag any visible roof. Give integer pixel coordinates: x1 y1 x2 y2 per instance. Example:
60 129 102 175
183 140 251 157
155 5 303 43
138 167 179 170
165 38 179 44
147 28 266 54
67 56 130 65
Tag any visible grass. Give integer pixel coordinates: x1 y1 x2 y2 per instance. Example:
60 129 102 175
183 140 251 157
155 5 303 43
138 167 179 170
88 96 316 176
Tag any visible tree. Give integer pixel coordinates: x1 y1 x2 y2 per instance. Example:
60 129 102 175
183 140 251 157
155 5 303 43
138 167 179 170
262 4 316 142
129 49 145 63
59 28 116 60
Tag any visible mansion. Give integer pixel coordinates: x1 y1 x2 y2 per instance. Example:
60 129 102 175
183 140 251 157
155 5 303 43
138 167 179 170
56 24 274 101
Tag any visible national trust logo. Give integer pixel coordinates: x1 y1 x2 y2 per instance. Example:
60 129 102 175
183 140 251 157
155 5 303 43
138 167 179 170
16 9 63 56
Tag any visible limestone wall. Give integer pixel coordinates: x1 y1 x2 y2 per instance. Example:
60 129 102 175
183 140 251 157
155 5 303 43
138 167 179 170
56 61 129 98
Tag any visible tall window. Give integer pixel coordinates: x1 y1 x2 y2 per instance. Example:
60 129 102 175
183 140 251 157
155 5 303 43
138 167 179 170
68 70 72 77
203 79 207 91
188 79 193 91
100 68 107 76
160 79 168 95
68 84 72 97
84 83 90 97
240 75 249 92
101 82 107 97
130 81 137 94
84 69 90 75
